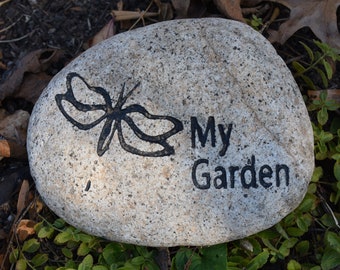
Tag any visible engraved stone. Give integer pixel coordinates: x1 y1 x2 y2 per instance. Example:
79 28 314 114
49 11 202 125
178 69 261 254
27 18 314 247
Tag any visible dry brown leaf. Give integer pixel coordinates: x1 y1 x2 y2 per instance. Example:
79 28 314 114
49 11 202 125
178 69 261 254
0 109 29 145
14 72 52 103
0 139 26 158
87 19 116 48
0 139 10 157
267 0 340 49
213 0 245 22
0 49 63 103
28 197 44 219
16 219 36 242
171 0 190 18
153 0 173 21
112 10 159 21
16 179 30 215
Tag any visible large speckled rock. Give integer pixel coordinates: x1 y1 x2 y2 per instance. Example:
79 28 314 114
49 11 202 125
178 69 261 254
27 18 314 247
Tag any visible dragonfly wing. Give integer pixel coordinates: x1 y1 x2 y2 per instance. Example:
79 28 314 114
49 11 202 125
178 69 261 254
118 104 183 157
117 121 174 157
55 72 111 130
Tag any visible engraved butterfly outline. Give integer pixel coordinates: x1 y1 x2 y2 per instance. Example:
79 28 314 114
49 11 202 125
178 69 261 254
55 72 183 157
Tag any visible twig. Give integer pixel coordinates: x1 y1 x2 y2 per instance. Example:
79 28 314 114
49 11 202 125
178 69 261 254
259 7 280 33
0 32 31 43
0 16 23 34
128 0 156 30
0 0 11 7
317 191 340 230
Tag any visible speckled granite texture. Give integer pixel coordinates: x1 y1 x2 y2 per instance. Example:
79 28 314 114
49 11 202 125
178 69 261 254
27 18 314 247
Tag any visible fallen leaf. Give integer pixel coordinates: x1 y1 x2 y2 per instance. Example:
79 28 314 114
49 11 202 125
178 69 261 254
87 18 116 48
171 0 190 18
28 197 44 220
0 49 6 70
16 219 36 242
267 0 340 50
153 0 173 20
0 49 63 104
0 139 26 159
111 10 159 21
0 170 24 205
16 179 30 215
0 109 30 145
14 72 52 104
213 0 245 22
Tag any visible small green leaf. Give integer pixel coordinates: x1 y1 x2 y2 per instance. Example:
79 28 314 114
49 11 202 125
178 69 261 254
44 266 57 270
300 42 314 62
275 223 289 239
317 107 328 125
172 247 193 270
54 231 73 244
324 99 340 111
131 256 145 266
321 247 340 270
300 74 316 90
246 250 269 270
22 238 40 253
308 183 317 194
310 266 321 270
322 59 333 79
314 67 328 88
38 225 54 239
199 243 227 270
65 259 77 268
77 233 93 243
78 254 94 270
77 242 91 256
279 238 298 257
292 61 306 74
256 228 279 239
287 259 301 270
144 260 160 270
320 130 334 142
311 167 323 182
53 219 66 229
93 266 109 270
9 248 19 263
295 240 309 255
247 238 263 255
31 253 48 267
16 259 27 270
102 243 127 266
297 195 314 212
320 213 337 227
325 231 340 253
296 215 312 232
319 90 328 102
62 247 73 259
286 227 305 237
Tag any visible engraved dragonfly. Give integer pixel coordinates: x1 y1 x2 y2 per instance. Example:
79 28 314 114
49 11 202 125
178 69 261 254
55 72 183 157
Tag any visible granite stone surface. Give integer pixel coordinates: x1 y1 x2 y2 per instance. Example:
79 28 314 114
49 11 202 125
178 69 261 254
27 18 314 247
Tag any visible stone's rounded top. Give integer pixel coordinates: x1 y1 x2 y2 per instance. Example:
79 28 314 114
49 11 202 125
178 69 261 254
27 18 314 247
